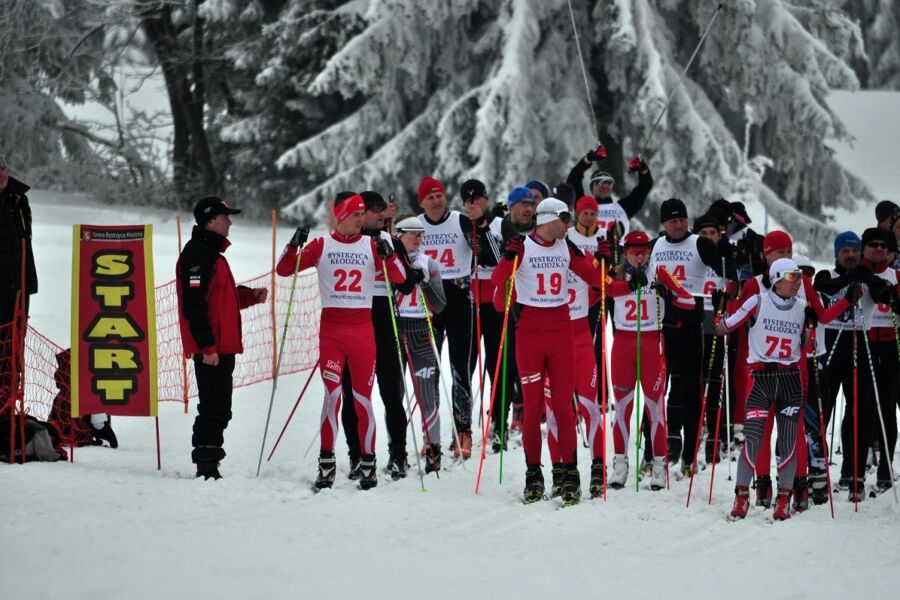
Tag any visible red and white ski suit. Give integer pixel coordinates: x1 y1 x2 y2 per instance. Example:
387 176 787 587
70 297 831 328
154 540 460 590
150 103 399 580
277 233 405 455
492 234 603 465
607 266 695 457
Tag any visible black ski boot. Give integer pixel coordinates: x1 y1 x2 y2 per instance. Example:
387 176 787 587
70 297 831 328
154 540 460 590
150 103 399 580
792 476 810 512
358 454 377 490
523 464 545 504
92 421 118 448
314 451 336 490
848 478 865 503
425 444 442 474
667 435 683 464
490 424 508 454
386 447 408 481
195 461 221 480
809 469 829 505
589 458 605 499
754 475 773 508
560 465 582 506
550 464 566 498
347 453 361 481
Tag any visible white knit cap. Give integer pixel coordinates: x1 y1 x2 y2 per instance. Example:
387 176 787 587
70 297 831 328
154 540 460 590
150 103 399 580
535 198 570 226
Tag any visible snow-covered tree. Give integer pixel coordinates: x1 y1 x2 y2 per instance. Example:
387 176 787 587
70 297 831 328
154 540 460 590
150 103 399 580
843 0 900 88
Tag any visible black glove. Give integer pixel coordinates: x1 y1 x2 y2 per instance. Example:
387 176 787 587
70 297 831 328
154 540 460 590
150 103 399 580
804 306 819 328
655 283 672 301
289 226 309 248
854 265 874 285
491 202 508 220
717 236 733 260
845 283 863 306
608 221 625 245
710 288 725 311
504 236 525 260
585 145 607 163
630 268 648 291
409 267 426 285
375 238 394 259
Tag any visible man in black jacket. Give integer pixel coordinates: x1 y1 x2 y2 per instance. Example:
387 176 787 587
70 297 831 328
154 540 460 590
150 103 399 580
0 156 38 414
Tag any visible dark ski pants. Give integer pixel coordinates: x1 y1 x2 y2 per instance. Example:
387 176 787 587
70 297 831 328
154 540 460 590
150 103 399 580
430 281 476 433
341 297 406 459
824 329 876 481
736 365 803 490
191 354 235 464
804 355 831 472
702 332 726 458
867 339 899 482
398 317 441 446
663 322 704 464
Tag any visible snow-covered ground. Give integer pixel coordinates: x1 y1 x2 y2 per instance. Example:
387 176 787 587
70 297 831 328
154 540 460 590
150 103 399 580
6 90 900 599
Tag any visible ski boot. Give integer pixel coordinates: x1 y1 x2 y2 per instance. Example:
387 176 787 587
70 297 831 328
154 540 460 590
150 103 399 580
195 461 221 480
424 444 442 474
792 477 810 512
650 457 666 491
358 454 377 490
809 468 828 505
589 458 605 499
667 435 683 465
490 424 508 454
91 421 119 448
523 464 545 504
550 464 567 498
728 486 750 520
609 454 628 489
681 462 693 479
732 423 745 447
773 488 792 521
314 451 336 490
640 455 652 479
848 478 865 503
754 475 773 508
347 453 361 480
452 431 473 459
386 447 408 481
876 478 894 492
560 465 582 506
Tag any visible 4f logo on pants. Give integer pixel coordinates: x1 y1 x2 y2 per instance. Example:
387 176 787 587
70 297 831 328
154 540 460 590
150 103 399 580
780 406 801 417
415 366 436 379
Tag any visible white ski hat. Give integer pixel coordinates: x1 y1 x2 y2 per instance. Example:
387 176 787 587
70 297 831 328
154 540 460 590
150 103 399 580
395 216 425 233
535 198 571 226
769 258 801 284
793 254 814 270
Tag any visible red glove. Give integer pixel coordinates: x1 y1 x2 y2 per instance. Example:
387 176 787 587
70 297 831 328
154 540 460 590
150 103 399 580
595 238 612 261
586 145 608 163
627 156 645 173
724 279 739 299
503 236 525 260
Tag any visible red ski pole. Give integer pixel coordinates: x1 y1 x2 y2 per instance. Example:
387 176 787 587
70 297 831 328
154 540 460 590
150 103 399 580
266 361 319 462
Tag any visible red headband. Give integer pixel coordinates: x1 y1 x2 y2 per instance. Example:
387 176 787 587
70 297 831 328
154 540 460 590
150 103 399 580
334 194 365 224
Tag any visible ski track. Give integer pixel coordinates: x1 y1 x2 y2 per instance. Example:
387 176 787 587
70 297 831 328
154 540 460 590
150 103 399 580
5 188 900 598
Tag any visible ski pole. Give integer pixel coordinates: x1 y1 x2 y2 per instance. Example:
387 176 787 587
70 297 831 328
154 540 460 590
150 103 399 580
472 225 485 428
499 303 512 484
266 361 319 463
809 323 835 518
476 255 519 494
637 4 725 157
418 286 466 470
687 292 727 508
565 0 600 142
400 330 439 480
654 272 669 489
635 280 643 492
383 262 427 492
257 250 303 477
707 355 729 504
852 307 859 512
600 257 609 500
860 319 899 503
724 323 733 482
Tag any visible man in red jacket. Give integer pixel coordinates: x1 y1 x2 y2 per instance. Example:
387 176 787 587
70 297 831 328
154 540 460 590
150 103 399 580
177 196 268 479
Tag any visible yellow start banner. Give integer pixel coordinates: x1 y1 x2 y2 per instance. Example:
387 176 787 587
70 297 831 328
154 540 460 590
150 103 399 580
71 225 157 417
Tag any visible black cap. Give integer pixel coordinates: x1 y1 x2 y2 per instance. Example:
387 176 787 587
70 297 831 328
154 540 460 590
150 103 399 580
660 198 687 222
459 179 487 202
875 200 900 223
707 206 729 228
552 182 576 207
692 213 719 233
194 196 241 225
360 190 387 212
861 227 892 248
730 201 752 224
710 198 732 218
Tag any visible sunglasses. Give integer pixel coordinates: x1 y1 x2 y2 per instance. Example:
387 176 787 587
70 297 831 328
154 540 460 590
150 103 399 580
779 270 802 282
557 211 572 224
592 177 614 186
867 241 888 249
463 196 485 204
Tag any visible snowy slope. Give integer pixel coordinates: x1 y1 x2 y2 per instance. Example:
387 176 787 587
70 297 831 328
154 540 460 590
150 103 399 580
3 194 899 600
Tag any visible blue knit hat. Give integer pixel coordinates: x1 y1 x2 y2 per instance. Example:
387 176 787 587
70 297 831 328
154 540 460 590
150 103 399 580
834 231 861 256
525 180 550 200
507 186 535 207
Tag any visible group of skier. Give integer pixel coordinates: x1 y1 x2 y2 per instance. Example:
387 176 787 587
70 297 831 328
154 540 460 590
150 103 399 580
177 146 900 521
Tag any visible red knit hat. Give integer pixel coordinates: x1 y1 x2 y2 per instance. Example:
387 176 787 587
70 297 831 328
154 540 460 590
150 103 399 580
417 176 446 205
575 195 599 214
623 230 651 248
762 230 792 256
333 194 365 224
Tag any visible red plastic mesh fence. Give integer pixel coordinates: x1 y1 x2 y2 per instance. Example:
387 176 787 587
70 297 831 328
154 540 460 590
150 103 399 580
1 269 321 422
